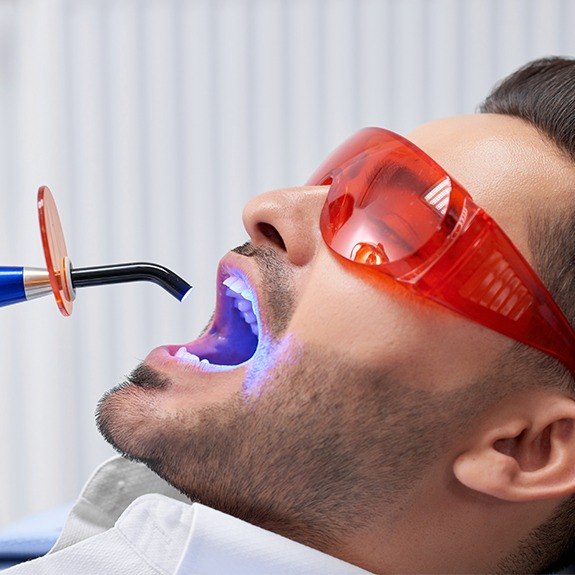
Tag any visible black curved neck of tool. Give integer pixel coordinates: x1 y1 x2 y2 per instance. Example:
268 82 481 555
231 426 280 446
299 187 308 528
70 262 192 301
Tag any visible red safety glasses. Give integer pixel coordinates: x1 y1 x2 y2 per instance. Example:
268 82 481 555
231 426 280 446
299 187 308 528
307 127 575 380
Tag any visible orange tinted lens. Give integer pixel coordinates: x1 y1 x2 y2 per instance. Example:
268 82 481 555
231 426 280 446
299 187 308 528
318 129 451 266
311 128 575 381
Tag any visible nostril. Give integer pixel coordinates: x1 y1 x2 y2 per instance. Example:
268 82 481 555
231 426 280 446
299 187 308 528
257 222 286 251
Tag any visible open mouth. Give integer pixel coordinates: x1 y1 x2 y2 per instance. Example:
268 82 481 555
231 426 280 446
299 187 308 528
170 272 260 369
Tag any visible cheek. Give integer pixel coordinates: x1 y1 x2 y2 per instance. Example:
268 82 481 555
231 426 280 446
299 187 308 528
290 250 509 391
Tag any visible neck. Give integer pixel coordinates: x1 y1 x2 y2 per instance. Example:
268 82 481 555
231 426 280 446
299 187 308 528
320 466 558 574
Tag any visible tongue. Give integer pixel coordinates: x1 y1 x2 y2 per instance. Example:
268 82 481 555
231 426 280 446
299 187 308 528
183 308 258 366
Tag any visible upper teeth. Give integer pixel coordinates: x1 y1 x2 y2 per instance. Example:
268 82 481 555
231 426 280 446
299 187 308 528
223 274 259 336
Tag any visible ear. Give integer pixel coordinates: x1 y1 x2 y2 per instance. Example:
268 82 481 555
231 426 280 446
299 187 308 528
453 393 575 502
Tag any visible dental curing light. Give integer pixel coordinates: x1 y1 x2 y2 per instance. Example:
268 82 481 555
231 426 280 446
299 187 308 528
0 186 192 316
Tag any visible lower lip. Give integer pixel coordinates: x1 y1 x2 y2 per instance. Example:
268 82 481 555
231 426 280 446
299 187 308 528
145 346 245 376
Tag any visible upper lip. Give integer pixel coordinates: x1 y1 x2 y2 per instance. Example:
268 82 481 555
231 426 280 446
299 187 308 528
216 251 265 332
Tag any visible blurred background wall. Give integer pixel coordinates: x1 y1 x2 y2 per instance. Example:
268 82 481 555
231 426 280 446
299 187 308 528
0 0 573 526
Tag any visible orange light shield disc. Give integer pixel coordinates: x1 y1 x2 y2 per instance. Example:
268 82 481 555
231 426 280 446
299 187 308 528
37 186 73 316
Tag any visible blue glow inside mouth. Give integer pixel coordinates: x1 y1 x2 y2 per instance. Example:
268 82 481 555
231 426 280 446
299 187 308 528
175 274 260 367
203 294 259 365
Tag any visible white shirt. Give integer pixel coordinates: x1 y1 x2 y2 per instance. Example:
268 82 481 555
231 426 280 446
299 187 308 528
5 456 373 574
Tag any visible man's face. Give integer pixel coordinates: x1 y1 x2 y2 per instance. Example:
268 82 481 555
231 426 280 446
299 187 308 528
97 114 575 555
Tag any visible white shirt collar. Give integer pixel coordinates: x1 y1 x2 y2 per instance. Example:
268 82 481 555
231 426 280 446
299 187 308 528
51 456 372 575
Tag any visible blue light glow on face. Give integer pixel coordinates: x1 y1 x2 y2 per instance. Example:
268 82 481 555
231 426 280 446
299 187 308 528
241 334 299 397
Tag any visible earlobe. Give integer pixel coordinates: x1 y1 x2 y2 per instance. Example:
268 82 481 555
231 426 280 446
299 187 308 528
453 395 575 502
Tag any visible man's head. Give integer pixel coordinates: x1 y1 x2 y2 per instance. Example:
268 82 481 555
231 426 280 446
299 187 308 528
97 57 575 573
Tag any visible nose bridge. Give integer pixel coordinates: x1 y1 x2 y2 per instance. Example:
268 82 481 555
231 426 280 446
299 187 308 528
242 186 329 267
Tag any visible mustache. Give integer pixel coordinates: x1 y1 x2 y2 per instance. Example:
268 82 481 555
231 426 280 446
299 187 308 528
231 241 259 257
232 241 295 337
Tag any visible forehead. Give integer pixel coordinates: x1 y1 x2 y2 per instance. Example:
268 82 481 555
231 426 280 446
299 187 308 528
407 114 575 259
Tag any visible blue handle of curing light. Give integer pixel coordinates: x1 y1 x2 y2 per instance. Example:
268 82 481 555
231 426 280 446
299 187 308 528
0 267 26 307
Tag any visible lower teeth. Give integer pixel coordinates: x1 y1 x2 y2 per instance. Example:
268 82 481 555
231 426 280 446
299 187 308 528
175 346 210 365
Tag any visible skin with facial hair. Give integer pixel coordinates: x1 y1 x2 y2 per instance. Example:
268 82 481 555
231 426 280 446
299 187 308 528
99 332 509 558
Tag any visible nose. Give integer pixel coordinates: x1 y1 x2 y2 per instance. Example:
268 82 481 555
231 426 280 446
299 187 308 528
242 186 329 267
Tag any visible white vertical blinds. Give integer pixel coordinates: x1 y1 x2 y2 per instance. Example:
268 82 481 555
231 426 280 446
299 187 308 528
0 0 573 526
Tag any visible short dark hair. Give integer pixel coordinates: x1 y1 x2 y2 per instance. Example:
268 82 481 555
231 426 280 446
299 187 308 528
479 56 575 574
479 56 575 346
